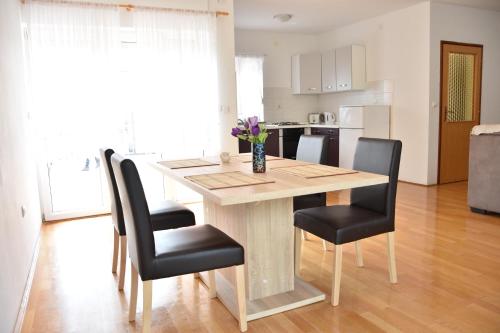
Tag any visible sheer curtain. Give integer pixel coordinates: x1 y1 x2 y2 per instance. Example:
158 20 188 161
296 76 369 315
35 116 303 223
24 1 124 217
235 56 264 121
130 8 220 158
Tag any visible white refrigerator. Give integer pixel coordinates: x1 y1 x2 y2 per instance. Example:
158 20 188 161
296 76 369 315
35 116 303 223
339 105 390 169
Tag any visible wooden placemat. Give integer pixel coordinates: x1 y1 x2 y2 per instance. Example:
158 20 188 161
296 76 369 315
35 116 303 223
239 155 284 163
159 159 219 169
185 171 275 190
272 164 358 179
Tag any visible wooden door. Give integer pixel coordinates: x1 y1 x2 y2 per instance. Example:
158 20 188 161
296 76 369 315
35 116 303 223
266 129 280 157
439 41 482 184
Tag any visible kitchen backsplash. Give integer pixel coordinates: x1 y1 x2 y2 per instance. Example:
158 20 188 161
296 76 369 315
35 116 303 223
263 80 392 123
263 87 319 123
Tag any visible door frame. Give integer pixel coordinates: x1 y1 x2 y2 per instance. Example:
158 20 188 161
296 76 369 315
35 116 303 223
437 40 483 184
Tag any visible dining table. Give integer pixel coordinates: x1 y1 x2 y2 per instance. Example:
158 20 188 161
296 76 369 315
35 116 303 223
152 153 388 322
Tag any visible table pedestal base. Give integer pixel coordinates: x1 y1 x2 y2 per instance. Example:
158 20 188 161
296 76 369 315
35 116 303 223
199 272 325 321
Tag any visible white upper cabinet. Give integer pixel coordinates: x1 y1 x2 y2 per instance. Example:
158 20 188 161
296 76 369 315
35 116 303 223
335 45 366 91
321 50 336 93
291 53 322 94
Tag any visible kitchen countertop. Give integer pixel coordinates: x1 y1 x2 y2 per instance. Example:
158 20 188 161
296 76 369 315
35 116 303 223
266 123 339 129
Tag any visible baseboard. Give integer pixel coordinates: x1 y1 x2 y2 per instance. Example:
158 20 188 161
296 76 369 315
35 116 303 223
398 180 436 187
13 235 40 333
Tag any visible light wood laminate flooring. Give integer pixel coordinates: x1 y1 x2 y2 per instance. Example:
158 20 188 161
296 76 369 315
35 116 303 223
21 182 500 332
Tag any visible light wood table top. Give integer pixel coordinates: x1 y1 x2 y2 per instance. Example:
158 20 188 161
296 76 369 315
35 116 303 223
152 154 388 206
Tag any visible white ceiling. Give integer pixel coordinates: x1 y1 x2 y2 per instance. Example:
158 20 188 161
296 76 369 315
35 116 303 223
234 0 500 34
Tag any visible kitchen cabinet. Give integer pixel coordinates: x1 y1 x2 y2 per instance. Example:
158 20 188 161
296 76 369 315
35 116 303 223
335 45 366 91
311 127 339 167
321 50 336 93
238 129 279 157
291 53 321 95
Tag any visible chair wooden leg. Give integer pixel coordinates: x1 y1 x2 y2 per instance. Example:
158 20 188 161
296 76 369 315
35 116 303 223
332 244 342 306
294 228 302 276
129 264 138 322
322 240 328 251
142 280 152 333
118 236 127 291
208 270 217 298
387 232 398 283
235 265 247 332
355 241 364 267
112 228 119 273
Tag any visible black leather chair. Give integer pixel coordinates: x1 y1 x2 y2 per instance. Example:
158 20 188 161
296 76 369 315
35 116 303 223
294 138 402 306
111 154 247 333
293 135 329 250
100 148 196 291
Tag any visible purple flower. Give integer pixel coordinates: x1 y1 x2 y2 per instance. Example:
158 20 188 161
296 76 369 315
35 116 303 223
251 125 260 136
244 121 249 129
248 116 259 128
231 127 242 137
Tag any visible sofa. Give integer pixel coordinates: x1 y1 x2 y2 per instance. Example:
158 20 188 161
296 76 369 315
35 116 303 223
468 125 500 214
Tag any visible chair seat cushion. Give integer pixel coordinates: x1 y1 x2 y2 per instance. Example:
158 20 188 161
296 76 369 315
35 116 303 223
147 224 244 280
293 193 326 211
149 200 196 231
294 205 393 245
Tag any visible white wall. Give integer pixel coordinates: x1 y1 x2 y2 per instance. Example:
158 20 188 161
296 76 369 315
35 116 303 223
318 2 431 184
235 29 320 122
0 0 42 332
428 2 500 184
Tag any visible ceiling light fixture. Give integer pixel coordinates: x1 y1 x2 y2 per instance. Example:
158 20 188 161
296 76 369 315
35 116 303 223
273 13 293 23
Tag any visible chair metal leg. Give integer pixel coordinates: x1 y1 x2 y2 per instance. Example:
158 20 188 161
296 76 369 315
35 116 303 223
332 244 342 306
355 241 364 267
235 265 247 332
294 228 302 276
112 228 119 273
208 270 217 298
387 232 398 283
118 236 127 291
142 280 152 333
129 264 138 322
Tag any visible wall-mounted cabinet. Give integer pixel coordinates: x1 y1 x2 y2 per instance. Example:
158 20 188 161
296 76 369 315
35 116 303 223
291 53 322 94
292 45 366 95
321 50 336 93
335 45 366 91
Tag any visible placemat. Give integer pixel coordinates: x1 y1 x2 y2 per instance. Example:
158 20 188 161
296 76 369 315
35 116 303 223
159 159 219 169
272 164 358 179
185 171 275 190
239 155 284 163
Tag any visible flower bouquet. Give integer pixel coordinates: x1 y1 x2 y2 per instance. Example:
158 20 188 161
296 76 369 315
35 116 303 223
231 116 268 173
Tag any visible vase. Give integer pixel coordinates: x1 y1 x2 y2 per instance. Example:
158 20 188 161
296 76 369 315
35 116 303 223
252 143 266 173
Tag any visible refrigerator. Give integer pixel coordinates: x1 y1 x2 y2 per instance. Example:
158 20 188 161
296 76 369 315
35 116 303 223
339 105 390 169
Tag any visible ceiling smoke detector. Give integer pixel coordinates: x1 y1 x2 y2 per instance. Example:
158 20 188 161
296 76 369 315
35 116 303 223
273 13 293 23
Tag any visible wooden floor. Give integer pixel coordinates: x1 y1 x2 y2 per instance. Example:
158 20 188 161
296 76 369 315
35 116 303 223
21 182 500 332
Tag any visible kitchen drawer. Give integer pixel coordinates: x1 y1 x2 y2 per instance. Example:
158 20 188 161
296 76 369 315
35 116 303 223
311 128 339 136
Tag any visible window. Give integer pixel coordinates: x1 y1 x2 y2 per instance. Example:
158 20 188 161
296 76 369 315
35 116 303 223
235 56 264 121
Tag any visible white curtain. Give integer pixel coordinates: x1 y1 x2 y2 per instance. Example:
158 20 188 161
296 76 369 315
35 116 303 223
235 56 264 121
130 8 220 158
24 1 124 162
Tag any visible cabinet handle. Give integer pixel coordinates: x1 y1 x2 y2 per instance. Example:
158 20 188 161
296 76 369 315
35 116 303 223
327 85 332 89
308 87 317 91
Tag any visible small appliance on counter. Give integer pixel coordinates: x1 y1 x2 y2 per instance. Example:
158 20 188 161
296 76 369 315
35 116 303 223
308 113 320 124
321 112 335 125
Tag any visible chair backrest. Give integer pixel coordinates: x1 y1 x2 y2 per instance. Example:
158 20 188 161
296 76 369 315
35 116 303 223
100 148 126 235
111 154 155 277
296 135 328 164
350 138 402 222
